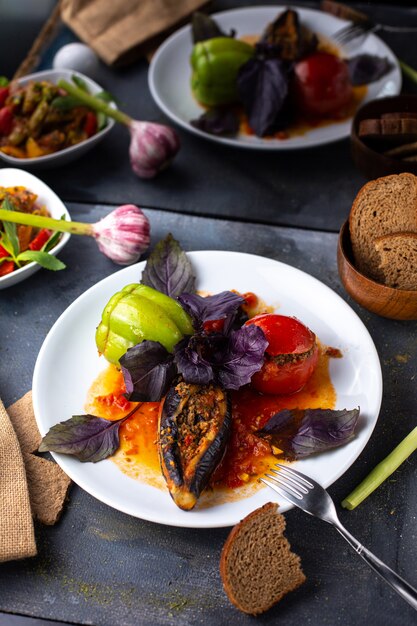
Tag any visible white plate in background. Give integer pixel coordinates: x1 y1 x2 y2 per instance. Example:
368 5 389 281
149 6 401 149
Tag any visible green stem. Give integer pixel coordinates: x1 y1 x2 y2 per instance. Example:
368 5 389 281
399 60 417 84
57 79 132 127
0 208 94 237
342 426 417 510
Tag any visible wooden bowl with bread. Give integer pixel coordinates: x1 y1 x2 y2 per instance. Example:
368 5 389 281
351 95 417 180
338 173 417 320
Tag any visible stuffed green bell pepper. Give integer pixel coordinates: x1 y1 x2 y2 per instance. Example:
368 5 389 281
95 284 194 365
190 37 254 107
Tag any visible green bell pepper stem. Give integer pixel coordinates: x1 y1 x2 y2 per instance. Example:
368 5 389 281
57 79 132 127
399 60 417 84
0 208 93 237
341 426 417 510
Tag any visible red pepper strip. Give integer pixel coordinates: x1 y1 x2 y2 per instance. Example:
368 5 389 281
0 86 9 108
0 244 10 258
84 112 97 138
28 228 52 251
0 260 14 276
0 106 13 135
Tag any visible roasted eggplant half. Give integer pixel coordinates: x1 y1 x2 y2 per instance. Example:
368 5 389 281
158 380 231 510
261 9 318 61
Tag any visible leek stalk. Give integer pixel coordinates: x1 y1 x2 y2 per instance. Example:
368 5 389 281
342 426 417 510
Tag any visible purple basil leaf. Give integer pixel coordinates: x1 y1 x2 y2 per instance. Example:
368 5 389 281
38 412 132 463
174 335 215 385
347 54 391 86
191 12 235 43
237 57 289 136
120 340 176 402
141 233 196 298
191 108 239 136
257 408 360 460
178 291 244 331
216 324 268 390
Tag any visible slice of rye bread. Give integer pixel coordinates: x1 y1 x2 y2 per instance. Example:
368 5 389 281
374 232 417 290
220 502 305 615
349 173 417 281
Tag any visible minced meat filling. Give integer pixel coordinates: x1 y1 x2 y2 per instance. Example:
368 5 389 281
270 343 316 366
175 382 224 464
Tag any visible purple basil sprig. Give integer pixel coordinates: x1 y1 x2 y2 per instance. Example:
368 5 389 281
178 291 244 332
174 324 267 390
346 54 391 86
257 407 360 460
120 340 176 401
237 47 290 137
38 404 141 463
141 233 196 298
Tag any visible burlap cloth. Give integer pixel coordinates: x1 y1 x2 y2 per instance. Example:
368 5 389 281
0 393 71 563
61 0 208 66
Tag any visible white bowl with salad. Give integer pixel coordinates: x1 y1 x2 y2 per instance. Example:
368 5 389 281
0 69 115 167
0 168 71 288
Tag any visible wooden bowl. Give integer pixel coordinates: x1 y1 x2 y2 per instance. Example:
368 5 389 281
351 95 417 180
337 221 417 320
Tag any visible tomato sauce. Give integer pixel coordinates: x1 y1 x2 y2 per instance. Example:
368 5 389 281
85 346 336 497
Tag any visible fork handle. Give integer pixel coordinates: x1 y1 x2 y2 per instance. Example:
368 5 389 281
335 523 417 611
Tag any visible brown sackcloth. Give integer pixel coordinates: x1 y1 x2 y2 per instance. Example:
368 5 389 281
7 391 72 526
0 398 37 562
60 0 208 66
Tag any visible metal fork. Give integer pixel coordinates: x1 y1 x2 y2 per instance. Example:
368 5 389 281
333 20 417 47
261 463 417 611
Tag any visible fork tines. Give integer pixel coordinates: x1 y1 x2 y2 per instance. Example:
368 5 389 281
333 21 373 45
260 463 314 503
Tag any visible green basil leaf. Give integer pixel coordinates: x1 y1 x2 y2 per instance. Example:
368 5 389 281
0 76 9 87
0 255 12 265
17 250 66 271
51 95 84 110
95 90 115 103
97 112 107 131
1 197 19 257
43 230 61 252
43 214 66 252
72 74 90 93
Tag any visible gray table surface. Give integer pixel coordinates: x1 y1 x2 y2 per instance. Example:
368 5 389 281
1 0 417 624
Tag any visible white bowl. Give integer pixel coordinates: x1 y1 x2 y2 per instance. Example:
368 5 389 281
0 69 115 168
0 168 71 288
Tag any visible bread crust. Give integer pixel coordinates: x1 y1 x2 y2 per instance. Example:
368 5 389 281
220 502 305 615
349 173 417 281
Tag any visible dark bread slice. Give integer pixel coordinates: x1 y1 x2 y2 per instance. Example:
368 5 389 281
358 118 417 147
349 173 417 281
220 502 305 615
374 232 417 290
385 141 417 158
380 112 417 121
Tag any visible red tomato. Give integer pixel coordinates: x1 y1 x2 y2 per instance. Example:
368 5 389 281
0 106 13 135
245 314 319 395
293 52 353 118
0 260 15 276
83 112 97 137
28 228 52 251
0 86 9 108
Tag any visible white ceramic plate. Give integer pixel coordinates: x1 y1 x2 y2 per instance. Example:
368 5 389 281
148 6 401 149
0 69 115 167
0 168 70 289
32 251 382 528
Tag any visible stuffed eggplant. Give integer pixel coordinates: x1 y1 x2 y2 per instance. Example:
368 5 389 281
158 380 231 510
